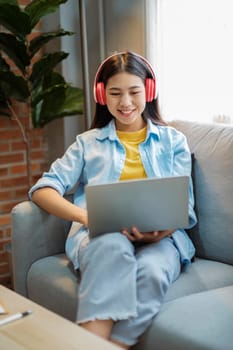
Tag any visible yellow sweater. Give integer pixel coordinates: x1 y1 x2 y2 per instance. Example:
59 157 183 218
117 126 147 180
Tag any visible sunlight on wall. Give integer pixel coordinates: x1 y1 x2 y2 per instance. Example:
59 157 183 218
155 0 233 123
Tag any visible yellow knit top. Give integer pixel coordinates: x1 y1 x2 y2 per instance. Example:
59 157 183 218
116 126 147 180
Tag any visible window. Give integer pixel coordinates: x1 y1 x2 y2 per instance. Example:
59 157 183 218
152 0 233 123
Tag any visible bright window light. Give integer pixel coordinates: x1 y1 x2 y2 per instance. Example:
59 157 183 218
155 0 233 123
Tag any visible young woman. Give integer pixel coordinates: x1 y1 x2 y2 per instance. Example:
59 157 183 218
29 51 197 349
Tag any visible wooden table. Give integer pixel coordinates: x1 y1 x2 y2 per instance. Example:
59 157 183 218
0 285 120 350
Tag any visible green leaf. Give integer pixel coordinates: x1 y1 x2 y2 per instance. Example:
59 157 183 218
43 71 66 87
0 0 18 5
31 84 66 126
0 83 12 116
25 0 68 28
31 71 66 104
0 71 30 101
0 4 31 40
32 85 84 127
29 29 74 57
32 83 67 107
0 33 30 74
30 51 69 88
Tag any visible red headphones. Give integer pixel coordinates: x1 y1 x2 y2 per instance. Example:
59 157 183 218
93 52 157 105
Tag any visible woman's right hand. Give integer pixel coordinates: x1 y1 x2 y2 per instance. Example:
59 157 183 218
32 187 88 226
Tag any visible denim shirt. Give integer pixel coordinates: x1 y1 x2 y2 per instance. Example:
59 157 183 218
29 119 197 269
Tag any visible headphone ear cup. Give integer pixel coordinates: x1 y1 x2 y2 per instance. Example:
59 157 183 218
95 82 106 105
145 78 156 102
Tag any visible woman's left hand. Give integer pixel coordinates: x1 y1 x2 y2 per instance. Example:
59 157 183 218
121 226 174 244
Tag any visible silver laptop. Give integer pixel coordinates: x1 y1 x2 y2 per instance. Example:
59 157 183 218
85 176 189 238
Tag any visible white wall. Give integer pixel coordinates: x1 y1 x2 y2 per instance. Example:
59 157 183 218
104 0 145 54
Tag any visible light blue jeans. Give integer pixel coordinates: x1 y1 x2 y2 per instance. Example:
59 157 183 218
77 232 181 346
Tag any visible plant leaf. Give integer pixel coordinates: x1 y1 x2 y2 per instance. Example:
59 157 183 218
31 83 66 126
43 71 66 87
0 4 31 40
25 0 68 28
0 33 30 74
0 71 30 101
29 29 74 57
0 79 13 117
0 0 18 5
32 83 67 107
31 71 65 103
30 51 69 88
32 85 84 127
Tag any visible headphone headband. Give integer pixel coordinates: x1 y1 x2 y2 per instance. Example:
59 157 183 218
93 51 157 105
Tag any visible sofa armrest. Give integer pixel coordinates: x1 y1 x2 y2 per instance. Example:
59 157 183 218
11 201 71 297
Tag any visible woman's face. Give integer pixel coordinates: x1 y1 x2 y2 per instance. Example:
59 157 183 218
105 72 146 131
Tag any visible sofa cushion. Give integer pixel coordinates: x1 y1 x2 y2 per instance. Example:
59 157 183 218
27 255 233 322
165 257 233 301
27 254 78 321
133 285 233 350
170 121 233 265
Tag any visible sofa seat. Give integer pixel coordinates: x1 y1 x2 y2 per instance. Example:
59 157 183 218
27 253 233 322
134 285 233 350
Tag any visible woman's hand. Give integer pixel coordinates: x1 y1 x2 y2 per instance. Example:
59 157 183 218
121 226 174 244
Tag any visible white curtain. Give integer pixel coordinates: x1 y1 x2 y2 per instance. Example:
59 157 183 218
149 0 233 124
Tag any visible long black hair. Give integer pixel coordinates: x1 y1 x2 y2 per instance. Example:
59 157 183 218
90 51 167 129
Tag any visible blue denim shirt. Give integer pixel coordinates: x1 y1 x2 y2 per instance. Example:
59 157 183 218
29 119 197 269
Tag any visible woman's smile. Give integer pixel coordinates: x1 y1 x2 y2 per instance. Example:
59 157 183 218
118 109 135 117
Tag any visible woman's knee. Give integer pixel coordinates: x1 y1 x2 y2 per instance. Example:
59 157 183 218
95 232 135 257
136 239 181 285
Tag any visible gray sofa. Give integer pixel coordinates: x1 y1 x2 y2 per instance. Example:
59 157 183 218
12 120 233 350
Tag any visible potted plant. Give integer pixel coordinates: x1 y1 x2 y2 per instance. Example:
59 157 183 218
0 0 84 186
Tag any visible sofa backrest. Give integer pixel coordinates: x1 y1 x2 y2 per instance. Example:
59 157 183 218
170 120 233 265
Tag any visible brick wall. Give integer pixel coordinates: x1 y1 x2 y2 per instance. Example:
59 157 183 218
0 0 48 288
